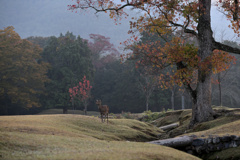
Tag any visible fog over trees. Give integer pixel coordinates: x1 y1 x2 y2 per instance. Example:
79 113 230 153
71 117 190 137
0 0 132 49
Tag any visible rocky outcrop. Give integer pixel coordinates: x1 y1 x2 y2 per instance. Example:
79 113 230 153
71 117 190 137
187 135 240 155
149 135 240 156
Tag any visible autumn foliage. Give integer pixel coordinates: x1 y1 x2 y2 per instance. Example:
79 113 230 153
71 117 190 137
69 76 92 114
131 33 236 90
0 26 49 114
87 34 120 69
216 0 240 35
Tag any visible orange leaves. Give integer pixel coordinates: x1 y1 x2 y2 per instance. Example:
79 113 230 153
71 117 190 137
211 50 236 74
163 37 198 66
216 0 240 36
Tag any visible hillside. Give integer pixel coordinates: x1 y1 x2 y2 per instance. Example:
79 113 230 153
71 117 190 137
0 115 200 160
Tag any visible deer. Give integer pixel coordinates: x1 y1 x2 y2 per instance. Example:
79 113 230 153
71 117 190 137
96 99 109 123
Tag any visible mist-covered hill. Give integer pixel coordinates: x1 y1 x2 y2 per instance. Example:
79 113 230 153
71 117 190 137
0 0 132 48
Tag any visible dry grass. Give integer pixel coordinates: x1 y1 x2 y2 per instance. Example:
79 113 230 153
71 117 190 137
0 115 200 160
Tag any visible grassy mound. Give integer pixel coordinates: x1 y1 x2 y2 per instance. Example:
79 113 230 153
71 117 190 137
0 115 200 160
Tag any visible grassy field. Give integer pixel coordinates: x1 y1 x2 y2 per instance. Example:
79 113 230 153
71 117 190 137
0 114 200 160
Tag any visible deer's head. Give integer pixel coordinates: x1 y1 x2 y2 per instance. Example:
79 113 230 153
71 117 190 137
96 99 102 106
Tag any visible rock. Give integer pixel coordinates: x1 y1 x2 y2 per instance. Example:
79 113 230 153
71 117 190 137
206 138 212 143
224 142 230 149
229 141 237 148
220 136 231 142
212 137 220 144
149 134 240 156
234 136 240 141
192 139 205 146
189 134 198 139
216 143 225 150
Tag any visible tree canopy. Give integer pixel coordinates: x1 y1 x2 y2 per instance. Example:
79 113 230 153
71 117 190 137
0 26 49 114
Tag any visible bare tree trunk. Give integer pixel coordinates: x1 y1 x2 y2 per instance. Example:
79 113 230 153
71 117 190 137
84 106 87 115
84 101 88 115
63 106 68 114
171 88 175 110
72 99 75 114
181 95 185 110
146 96 149 111
218 74 222 106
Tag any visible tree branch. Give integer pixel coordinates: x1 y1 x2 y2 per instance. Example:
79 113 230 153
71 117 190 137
176 62 197 100
213 40 240 54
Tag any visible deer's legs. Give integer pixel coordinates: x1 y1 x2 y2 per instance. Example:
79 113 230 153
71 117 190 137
107 113 108 124
101 114 103 122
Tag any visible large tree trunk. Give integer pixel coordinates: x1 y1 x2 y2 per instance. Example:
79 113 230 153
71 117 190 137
190 72 215 127
189 0 215 127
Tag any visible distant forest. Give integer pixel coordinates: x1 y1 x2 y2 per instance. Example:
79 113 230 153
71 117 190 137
1 27 240 115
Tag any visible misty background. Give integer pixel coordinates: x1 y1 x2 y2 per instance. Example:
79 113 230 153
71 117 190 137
0 0 239 48
0 0 132 50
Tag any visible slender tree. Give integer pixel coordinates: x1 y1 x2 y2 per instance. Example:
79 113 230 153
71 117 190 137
69 76 92 115
137 67 158 111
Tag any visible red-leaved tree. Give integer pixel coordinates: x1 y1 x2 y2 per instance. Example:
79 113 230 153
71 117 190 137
69 76 92 115
88 34 120 69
